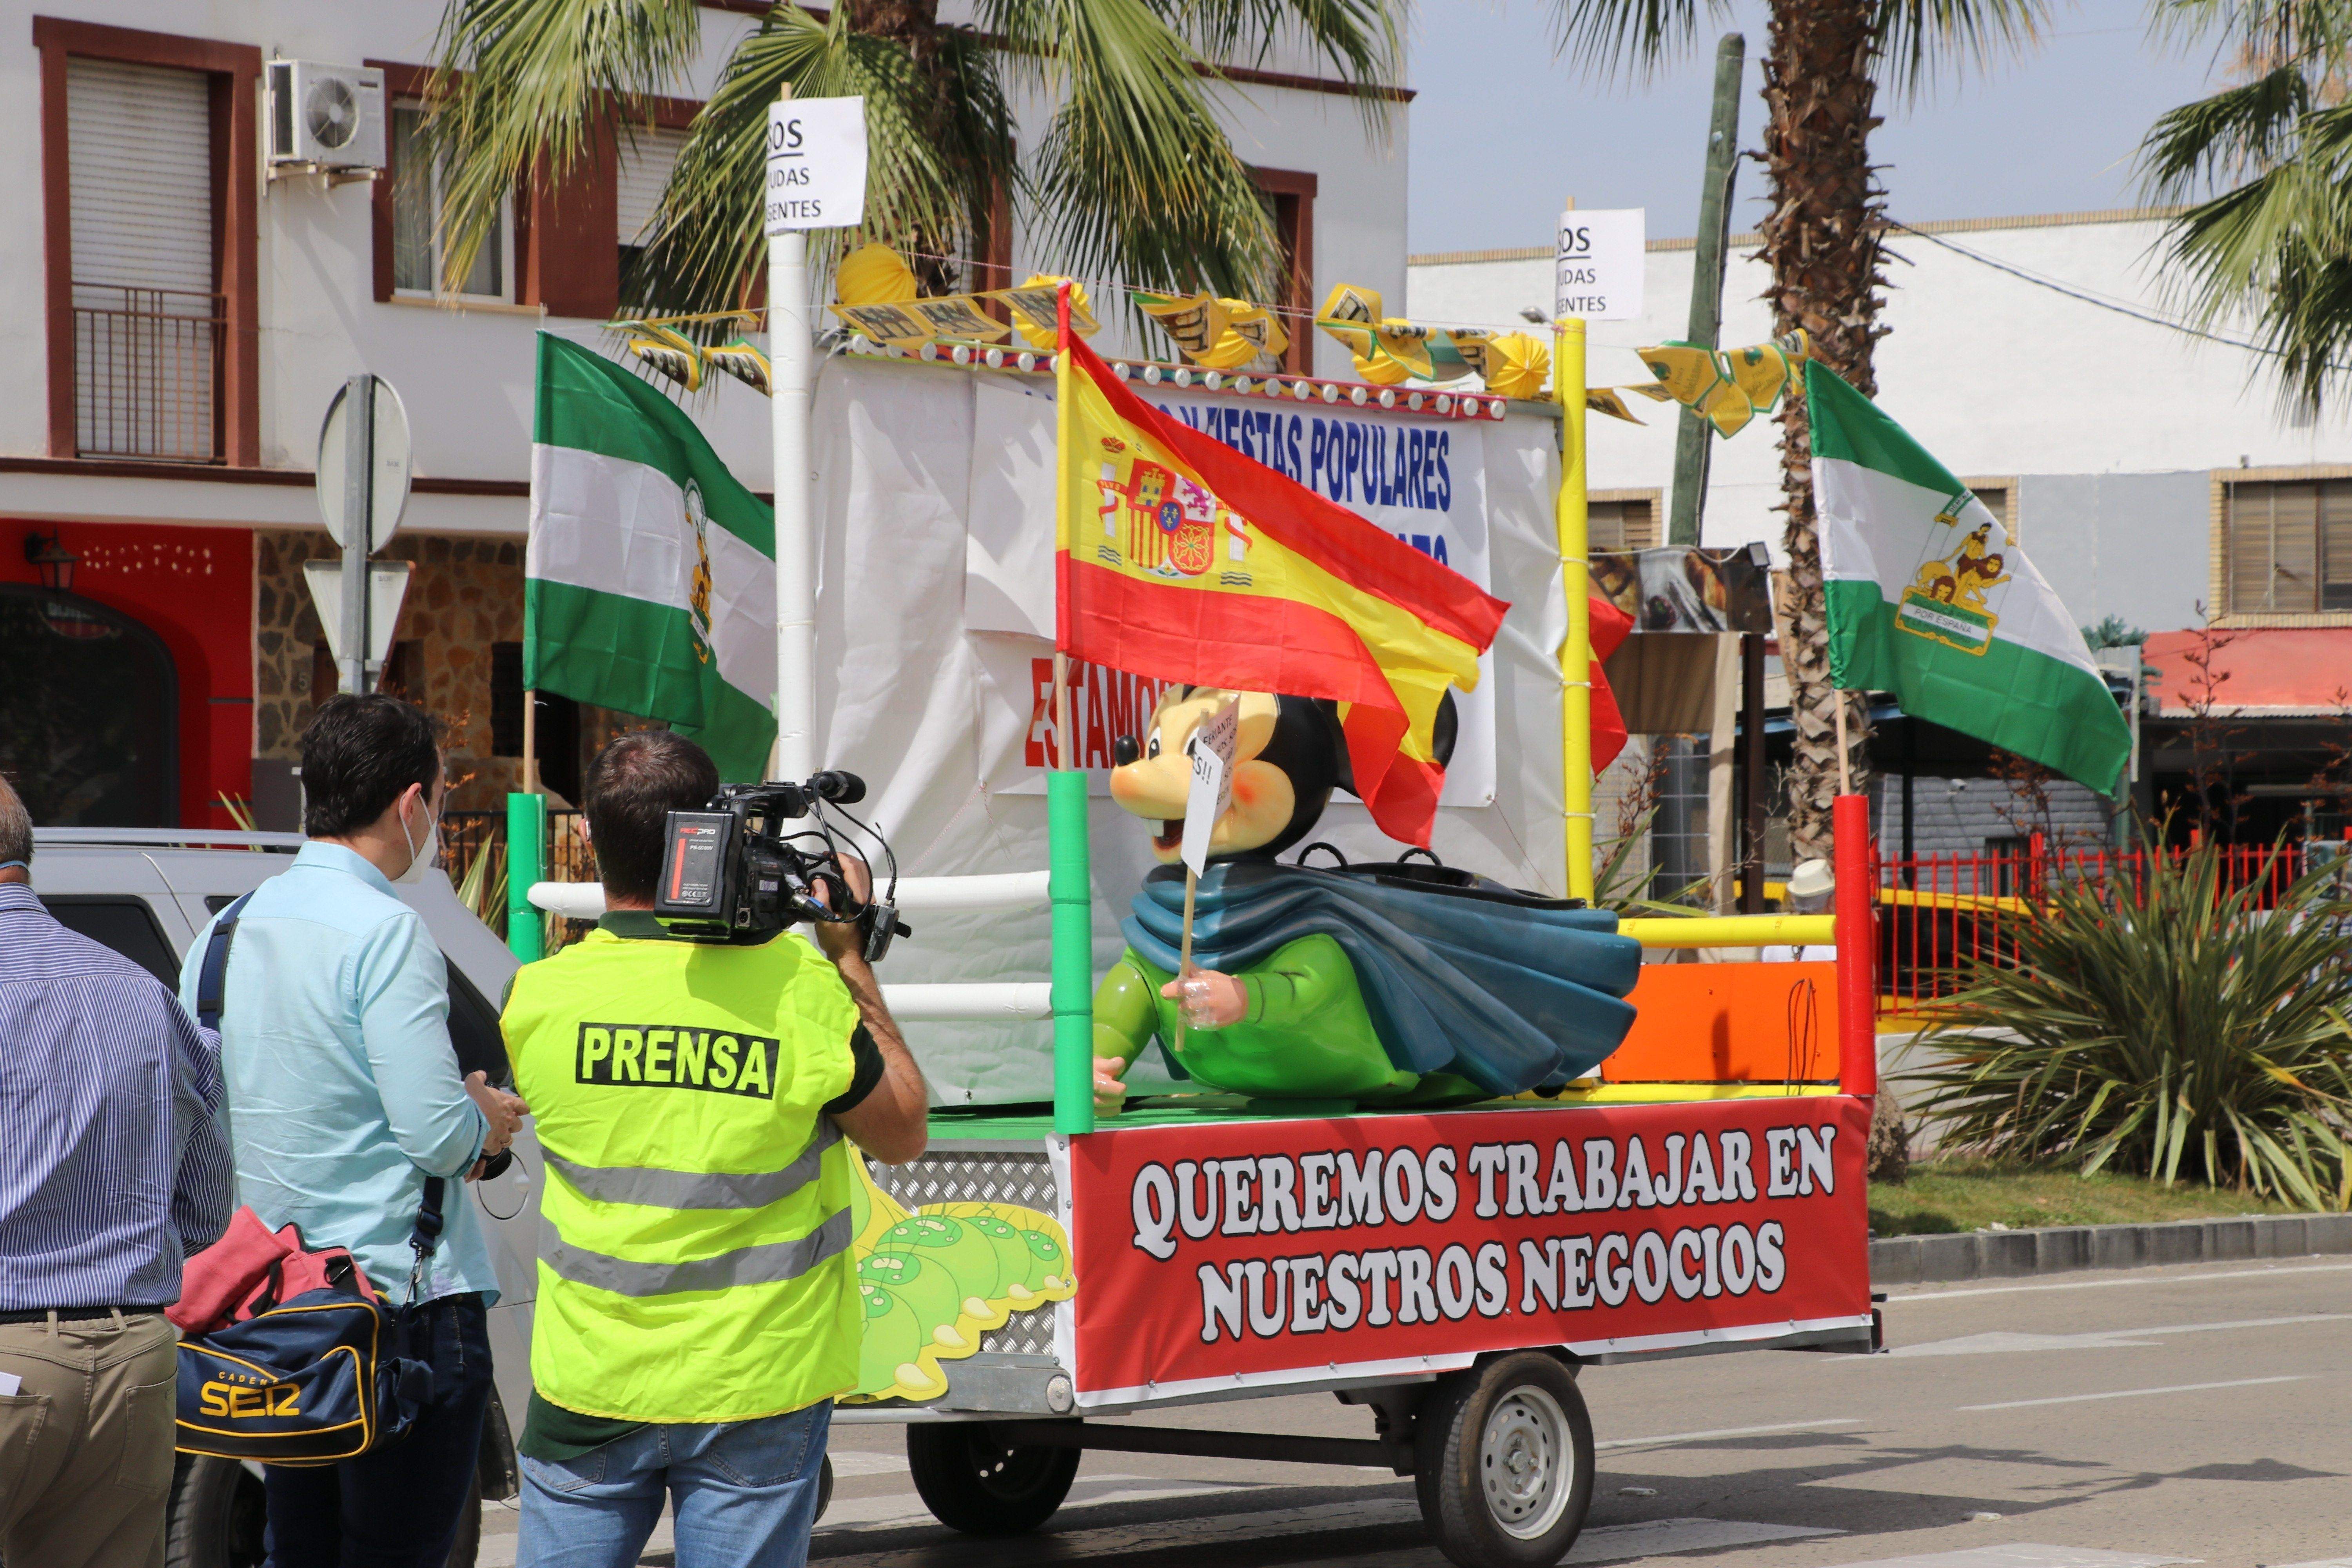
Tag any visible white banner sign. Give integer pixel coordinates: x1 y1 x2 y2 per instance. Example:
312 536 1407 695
964 379 1497 805
1555 208 1645 322
765 97 867 233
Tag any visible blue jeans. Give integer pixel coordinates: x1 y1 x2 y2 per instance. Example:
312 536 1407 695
517 1401 831 1568
264 1292 494 1568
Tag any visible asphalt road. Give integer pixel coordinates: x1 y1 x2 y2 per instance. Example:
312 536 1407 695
478 1255 2352 1568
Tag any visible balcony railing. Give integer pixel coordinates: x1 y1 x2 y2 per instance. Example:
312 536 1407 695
73 283 223 462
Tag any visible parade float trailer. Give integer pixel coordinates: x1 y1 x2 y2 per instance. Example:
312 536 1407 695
529 334 1880 1568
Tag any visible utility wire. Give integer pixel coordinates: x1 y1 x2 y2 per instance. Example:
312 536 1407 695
1881 217 2303 362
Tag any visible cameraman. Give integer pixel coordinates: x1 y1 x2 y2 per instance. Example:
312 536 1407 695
501 731 923 1568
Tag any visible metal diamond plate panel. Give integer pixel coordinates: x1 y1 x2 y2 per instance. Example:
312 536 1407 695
873 1152 1062 1357
873 1152 1058 1214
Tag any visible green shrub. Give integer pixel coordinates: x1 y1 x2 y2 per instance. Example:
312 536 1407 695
1915 838 2352 1209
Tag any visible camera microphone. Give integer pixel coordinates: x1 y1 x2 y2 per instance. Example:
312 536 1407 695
808 770 866 805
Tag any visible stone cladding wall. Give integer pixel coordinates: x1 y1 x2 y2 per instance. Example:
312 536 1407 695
254 530 526 811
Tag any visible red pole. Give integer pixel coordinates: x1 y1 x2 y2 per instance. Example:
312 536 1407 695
1834 793 1877 1099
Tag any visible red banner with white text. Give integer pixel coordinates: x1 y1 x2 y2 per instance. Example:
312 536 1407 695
1064 1097 1872 1403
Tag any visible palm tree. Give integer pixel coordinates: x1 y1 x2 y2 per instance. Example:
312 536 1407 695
1550 0 2043 859
422 0 1403 319
2139 0 2352 416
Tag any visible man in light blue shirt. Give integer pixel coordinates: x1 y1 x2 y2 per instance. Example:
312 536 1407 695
180 693 527 1568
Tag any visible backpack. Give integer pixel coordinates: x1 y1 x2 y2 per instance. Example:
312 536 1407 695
172 892 441 1465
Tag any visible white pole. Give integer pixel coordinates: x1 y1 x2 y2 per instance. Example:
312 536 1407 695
769 204 815 781
771 221 818 785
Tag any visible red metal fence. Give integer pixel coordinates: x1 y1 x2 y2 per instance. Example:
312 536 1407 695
1871 837 2318 1016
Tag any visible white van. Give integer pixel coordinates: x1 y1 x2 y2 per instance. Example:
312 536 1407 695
27 828 538 1568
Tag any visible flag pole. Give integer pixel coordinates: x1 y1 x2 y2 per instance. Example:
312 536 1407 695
1174 870 1197 1060
521 688 539 795
1834 688 1853 797
1555 310 1595 903
1047 287 1096 1135
769 85 816 782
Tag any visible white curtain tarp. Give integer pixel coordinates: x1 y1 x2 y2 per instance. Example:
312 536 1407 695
803 356 1567 1105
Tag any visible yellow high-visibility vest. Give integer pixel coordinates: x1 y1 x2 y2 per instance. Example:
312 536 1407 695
503 918 861 1423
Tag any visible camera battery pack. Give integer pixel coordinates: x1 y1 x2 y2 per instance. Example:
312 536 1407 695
653 811 737 922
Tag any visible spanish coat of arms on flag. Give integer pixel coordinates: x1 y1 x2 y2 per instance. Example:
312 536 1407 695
1052 321 1510 846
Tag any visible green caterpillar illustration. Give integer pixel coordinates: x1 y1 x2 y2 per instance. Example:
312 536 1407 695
844 1154 1077 1403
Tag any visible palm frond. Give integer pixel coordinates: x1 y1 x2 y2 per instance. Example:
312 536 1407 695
2143 96 2352 413
425 0 704 298
1867 0 2052 100
626 7 1020 318
1164 0 1406 130
991 0 1281 298
1545 0 1721 83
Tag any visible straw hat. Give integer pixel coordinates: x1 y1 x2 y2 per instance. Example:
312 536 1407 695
1785 859 1834 900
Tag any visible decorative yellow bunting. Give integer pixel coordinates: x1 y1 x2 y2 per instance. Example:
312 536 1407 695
1135 290 1290 370
1002 275 1096 351
1635 330 1812 438
1586 387 1643 425
826 244 1098 354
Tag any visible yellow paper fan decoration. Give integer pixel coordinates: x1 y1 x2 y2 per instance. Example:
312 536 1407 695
835 242 920 307
1477 332 1553 400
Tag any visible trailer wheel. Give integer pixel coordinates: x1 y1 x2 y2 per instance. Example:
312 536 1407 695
905 1422 1081 1535
1414 1354 1594 1568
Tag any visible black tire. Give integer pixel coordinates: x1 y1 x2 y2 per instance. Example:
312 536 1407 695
162 1455 479 1568
166 1454 267 1568
817 1454 835 1522
444 1472 481 1568
1413 1353 1595 1568
904 1422 1081 1535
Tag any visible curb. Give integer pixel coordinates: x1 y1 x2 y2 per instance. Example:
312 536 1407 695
1870 1212 2352 1286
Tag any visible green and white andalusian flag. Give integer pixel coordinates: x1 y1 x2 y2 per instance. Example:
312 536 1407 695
1811 367 2131 793
527 334 776 781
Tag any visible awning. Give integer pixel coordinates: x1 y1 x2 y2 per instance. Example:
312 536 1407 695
2143 628 2352 718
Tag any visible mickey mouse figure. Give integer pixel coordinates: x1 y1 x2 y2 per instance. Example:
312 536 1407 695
1089 685 1643 1117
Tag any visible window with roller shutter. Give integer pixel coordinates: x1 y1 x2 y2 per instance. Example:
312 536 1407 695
2224 478 2352 617
615 126 686 295
66 57 218 461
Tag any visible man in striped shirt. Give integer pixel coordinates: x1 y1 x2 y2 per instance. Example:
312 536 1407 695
0 773 235 1568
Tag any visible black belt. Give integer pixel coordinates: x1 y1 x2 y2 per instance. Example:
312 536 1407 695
0 1305 166 1325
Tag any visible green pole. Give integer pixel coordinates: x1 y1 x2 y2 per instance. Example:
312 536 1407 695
505 791 545 964
1668 32 1746 547
1047 769 1096 1134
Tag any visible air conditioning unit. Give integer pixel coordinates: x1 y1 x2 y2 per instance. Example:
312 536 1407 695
265 60 385 178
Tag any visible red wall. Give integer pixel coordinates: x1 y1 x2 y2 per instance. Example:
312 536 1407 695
1 519 251 829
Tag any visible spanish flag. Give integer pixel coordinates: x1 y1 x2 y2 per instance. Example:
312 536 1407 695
1054 297 1508 846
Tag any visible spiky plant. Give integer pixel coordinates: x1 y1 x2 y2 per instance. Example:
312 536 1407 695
422 0 1403 317
1915 836 2352 1209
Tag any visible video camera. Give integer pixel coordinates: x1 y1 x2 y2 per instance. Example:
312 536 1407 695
652 771 908 960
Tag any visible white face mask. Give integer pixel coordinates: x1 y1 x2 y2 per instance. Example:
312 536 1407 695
393 794 440 884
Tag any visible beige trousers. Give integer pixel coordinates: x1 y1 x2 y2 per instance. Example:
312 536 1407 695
0 1310 180 1568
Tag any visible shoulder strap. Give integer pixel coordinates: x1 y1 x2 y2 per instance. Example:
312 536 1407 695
195 893 256 1032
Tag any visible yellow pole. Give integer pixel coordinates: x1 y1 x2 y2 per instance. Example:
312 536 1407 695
1555 316 1593 902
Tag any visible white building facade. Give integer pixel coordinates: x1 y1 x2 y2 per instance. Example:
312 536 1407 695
0 0 1410 828
1414 210 2352 858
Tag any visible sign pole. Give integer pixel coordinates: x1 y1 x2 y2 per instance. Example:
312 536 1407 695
769 95 816 782
1556 317 1594 903
339 374 374 695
